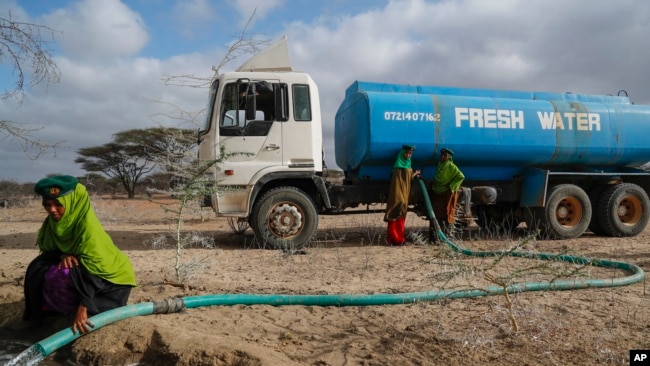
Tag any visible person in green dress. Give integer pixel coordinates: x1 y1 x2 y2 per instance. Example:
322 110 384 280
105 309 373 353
431 148 465 235
23 175 136 334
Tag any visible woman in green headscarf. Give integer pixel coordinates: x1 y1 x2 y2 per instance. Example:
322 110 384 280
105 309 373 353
384 145 420 245
431 148 465 234
24 175 136 334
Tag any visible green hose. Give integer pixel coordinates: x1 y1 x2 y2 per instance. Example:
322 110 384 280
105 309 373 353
18 179 646 360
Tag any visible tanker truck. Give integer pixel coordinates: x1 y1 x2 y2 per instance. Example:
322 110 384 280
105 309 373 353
198 37 650 248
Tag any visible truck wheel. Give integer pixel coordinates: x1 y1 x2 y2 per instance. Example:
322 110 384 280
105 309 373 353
251 187 318 249
596 183 650 237
542 184 591 239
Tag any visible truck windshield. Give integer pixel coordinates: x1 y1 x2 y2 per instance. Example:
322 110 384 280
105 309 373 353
201 79 220 133
218 80 288 137
220 82 246 128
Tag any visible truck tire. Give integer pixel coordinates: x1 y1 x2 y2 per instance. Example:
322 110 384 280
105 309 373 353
541 184 591 239
251 187 318 249
596 183 650 237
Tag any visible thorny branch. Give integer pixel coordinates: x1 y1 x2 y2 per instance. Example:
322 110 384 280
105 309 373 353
160 8 270 89
0 13 61 102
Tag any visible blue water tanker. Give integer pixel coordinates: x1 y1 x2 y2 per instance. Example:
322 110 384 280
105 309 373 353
333 81 650 239
336 81 650 180
198 38 650 248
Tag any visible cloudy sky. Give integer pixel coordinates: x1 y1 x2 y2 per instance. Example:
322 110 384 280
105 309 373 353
1 0 650 183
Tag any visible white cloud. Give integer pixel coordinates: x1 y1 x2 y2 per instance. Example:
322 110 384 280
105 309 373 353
286 0 650 96
229 0 284 25
43 0 149 62
280 0 650 168
172 0 219 39
0 49 213 182
0 0 28 20
3 0 650 182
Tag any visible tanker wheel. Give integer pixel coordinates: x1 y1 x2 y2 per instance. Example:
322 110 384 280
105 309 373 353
251 187 318 249
542 184 591 239
596 183 650 237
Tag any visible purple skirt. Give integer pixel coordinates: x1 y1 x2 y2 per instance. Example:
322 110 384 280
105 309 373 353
42 265 80 314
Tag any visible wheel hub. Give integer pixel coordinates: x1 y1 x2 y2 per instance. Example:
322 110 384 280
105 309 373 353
618 196 642 224
269 203 303 237
556 197 582 227
556 206 569 219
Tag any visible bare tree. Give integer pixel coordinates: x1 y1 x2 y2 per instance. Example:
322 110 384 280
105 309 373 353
160 9 270 89
1 13 63 158
0 119 63 159
148 9 268 283
1 13 61 101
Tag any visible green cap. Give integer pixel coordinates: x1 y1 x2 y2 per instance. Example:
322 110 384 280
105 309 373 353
402 145 416 151
34 175 78 199
440 148 454 156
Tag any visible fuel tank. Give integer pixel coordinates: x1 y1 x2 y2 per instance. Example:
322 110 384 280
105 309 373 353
334 81 650 181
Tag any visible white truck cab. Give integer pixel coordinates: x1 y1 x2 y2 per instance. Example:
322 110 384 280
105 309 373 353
198 37 324 247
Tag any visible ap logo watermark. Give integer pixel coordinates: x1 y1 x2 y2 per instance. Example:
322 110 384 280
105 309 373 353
630 350 649 364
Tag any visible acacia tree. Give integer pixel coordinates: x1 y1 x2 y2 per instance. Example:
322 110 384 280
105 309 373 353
75 128 196 198
114 127 196 187
76 139 156 199
1 13 62 157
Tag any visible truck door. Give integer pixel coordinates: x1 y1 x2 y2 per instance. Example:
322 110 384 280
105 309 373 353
220 81 283 177
281 83 318 168
214 80 287 213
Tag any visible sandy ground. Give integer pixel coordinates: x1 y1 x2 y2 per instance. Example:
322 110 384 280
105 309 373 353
1 197 649 365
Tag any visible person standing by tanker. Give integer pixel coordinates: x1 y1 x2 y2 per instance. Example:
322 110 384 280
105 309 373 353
431 148 465 236
384 145 421 245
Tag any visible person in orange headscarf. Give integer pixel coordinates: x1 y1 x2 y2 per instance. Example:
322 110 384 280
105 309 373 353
431 148 465 235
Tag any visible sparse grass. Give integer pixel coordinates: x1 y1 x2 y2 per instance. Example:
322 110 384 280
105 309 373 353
148 231 215 250
3 194 647 365
0 197 42 222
